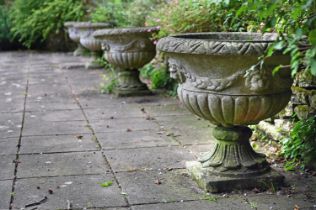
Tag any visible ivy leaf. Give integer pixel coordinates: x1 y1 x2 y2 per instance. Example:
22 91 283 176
308 29 316 45
273 41 284 50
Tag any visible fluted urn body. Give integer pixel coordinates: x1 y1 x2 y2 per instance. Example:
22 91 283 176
75 22 112 69
157 32 293 192
64 21 85 56
93 27 159 96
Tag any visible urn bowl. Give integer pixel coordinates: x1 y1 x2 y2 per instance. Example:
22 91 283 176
76 22 112 52
93 27 159 69
157 32 292 127
64 21 80 42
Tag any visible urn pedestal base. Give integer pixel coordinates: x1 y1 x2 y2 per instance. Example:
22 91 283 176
186 161 284 193
73 45 85 56
114 69 151 97
186 126 284 193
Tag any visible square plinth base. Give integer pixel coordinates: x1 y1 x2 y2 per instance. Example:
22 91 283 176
114 88 152 97
186 161 284 193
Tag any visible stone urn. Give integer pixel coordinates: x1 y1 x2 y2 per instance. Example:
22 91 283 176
77 22 113 69
93 27 159 96
64 21 85 56
157 32 293 192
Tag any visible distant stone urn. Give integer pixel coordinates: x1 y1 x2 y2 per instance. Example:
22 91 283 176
64 21 85 56
76 22 113 69
93 27 159 96
157 32 293 192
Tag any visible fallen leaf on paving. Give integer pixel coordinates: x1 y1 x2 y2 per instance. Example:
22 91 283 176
98 181 113 188
294 204 300 210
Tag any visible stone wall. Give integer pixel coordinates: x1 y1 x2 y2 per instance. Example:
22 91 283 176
257 71 316 141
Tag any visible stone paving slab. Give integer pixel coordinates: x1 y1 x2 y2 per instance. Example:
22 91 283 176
20 134 98 154
98 130 179 150
90 117 160 133
17 152 108 178
116 169 204 205
185 144 215 158
27 84 71 97
84 106 146 120
141 103 190 117
131 198 253 210
24 109 86 122
104 146 195 172
78 94 123 109
246 193 316 210
0 155 15 180
0 137 18 155
23 120 91 136
0 180 12 209
156 115 214 146
26 97 79 111
0 112 22 139
13 174 127 209
0 52 315 210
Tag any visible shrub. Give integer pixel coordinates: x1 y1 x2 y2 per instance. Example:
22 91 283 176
147 0 316 77
90 0 129 26
10 0 85 48
282 116 316 170
140 63 177 93
90 0 163 27
0 4 12 49
125 0 164 27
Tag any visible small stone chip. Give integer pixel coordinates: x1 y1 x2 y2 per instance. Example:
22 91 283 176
48 188 53 194
154 179 162 185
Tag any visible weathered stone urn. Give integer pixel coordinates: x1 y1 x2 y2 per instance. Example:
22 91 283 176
93 27 159 96
77 22 113 69
157 32 293 192
64 21 85 56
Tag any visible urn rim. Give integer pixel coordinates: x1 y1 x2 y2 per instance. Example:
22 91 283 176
157 32 279 55
73 22 113 30
93 26 159 39
64 21 77 28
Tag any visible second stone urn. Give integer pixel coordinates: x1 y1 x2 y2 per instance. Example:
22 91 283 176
93 27 159 96
77 22 113 69
157 32 293 192
64 21 85 56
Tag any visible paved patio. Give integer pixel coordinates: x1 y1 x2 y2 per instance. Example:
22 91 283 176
0 52 315 210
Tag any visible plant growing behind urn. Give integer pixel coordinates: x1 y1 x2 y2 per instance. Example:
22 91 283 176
157 32 293 193
93 26 159 96
77 22 113 69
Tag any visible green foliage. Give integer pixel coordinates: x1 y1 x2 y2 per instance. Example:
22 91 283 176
125 0 164 27
90 0 162 27
10 0 85 48
90 0 129 26
0 4 11 41
140 63 177 92
147 0 316 76
282 116 316 170
146 0 246 39
100 66 117 94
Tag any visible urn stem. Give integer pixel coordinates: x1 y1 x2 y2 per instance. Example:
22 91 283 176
199 126 270 176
